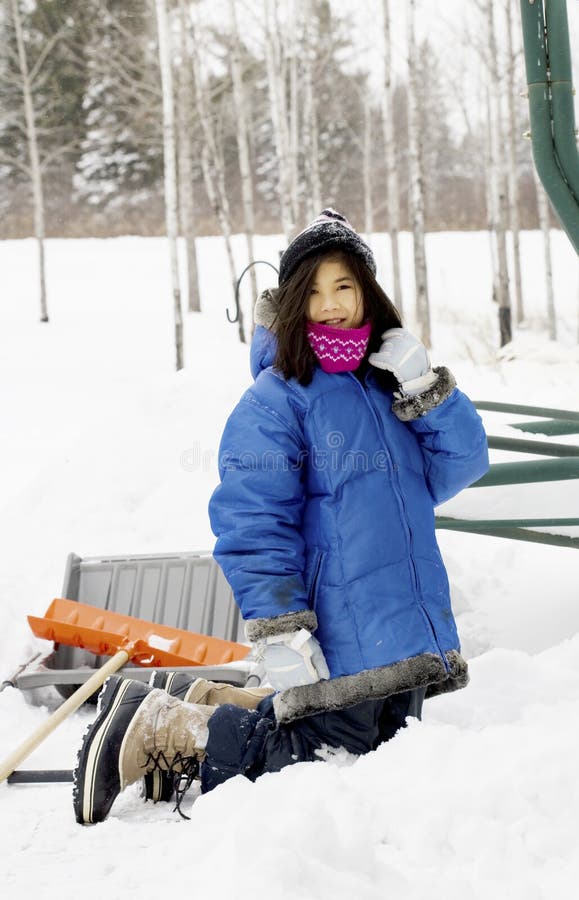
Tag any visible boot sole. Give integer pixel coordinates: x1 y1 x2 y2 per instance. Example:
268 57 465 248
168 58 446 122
73 676 133 825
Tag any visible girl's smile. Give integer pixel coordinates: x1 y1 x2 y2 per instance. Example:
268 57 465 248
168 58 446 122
307 258 365 329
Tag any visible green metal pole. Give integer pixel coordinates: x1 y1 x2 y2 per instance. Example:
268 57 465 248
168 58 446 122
474 457 579 487
436 517 579 529
486 435 579 457
546 0 579 200
435 518 579 550
473 401 579 421
520 0 579 253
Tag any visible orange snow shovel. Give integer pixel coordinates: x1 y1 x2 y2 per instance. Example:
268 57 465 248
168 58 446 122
0 598 249 784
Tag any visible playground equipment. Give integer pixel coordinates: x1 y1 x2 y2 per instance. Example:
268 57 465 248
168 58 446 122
520 0 579 253
437 401 579 549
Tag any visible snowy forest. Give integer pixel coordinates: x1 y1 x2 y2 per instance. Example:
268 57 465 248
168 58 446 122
2 0 576 359
0 0 549 240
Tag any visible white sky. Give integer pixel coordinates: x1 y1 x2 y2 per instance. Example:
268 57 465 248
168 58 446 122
199 0 579 133
331 0 579 134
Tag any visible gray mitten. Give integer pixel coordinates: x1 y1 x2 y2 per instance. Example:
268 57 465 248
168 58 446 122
257 629 330 691
368 327 437 395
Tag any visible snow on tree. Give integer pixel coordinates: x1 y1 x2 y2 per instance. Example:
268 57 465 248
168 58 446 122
73 1 163 227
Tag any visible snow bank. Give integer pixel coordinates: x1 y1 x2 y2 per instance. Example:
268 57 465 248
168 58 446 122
1 232 577 899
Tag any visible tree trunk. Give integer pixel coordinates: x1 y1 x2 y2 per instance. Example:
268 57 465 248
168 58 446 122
190 14 245 342
485 89 499 306
407 0 430 347
155 0 183 370
287 0 299 227
487 0 511 346
382 0 402 313
229 0 258 309
264 0 294 242
505 0 524 325
11 0 48 323
177 0 201 313
302 3 321 219
363 91 373 244
533 167 556 340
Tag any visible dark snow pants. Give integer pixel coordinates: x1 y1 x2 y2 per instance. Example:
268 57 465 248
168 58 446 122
200 687 425 794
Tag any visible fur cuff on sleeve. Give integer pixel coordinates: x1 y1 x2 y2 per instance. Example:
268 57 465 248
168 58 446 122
391 366 457 422
244 609 318 642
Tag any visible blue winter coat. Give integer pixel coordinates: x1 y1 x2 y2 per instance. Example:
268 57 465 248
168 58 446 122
209 305 489 723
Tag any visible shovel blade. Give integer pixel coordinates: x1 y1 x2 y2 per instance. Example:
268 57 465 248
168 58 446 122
28 597 248 667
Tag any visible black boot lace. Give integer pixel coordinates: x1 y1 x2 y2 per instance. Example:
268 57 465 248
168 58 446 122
142 751 200 820
171 754 200 820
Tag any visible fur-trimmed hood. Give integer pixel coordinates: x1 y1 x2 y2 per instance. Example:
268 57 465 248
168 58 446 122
250 289 280 379
254 287 280 330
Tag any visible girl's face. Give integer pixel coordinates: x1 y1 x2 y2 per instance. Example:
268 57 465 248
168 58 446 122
307 257 364 329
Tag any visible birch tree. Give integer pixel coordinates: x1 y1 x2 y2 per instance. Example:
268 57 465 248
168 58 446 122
229 0 258 307
407 0 430 346
362 89 373 243
487 0 511 346
382 0 403 312
287 0 299 226
302 0 321 219
190 11 245 342
263 0 294 242
485 89 500 305
177 0 201 313
505 0 524 325
155 0 183 371
1 1 88 241
10 0 48 322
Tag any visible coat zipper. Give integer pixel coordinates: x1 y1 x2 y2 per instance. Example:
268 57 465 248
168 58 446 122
347 373 450 671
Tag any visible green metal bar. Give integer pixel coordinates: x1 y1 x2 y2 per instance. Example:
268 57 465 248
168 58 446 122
520 0 579 253
449 394 579 549
546 0 579 200
436 519 579 550
436 517 579 529
509 419 579 436
473 457 579 486
487 435 579 457
474 401 579 421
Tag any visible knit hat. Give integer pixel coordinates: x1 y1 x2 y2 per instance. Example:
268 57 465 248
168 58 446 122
278 208 376 285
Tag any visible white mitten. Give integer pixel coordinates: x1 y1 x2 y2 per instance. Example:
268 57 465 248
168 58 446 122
257 629 330 691
368 327 437 395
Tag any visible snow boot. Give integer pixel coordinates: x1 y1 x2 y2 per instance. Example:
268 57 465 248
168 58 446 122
73 675 213 825
149 671 271 707
142 673 271 802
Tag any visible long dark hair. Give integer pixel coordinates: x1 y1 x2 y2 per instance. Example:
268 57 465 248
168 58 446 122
273 250 403 387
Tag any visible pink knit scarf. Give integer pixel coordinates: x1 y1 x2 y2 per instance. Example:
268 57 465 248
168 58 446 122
306 320 372 373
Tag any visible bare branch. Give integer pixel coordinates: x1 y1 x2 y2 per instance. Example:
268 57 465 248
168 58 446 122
39 140 84 171
28 22 72 85
0 150 30 176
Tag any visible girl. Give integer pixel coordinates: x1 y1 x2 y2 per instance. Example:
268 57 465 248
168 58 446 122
74 210 488 824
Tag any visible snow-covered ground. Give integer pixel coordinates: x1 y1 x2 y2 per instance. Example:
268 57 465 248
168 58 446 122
1 231 578 899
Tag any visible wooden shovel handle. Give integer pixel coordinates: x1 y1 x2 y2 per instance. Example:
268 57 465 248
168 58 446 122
0 648 129 784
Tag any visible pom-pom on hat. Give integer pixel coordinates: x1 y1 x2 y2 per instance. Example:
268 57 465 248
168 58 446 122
278 208 376 285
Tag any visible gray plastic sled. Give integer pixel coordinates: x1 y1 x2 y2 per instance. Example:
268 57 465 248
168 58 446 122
14 551 251 693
